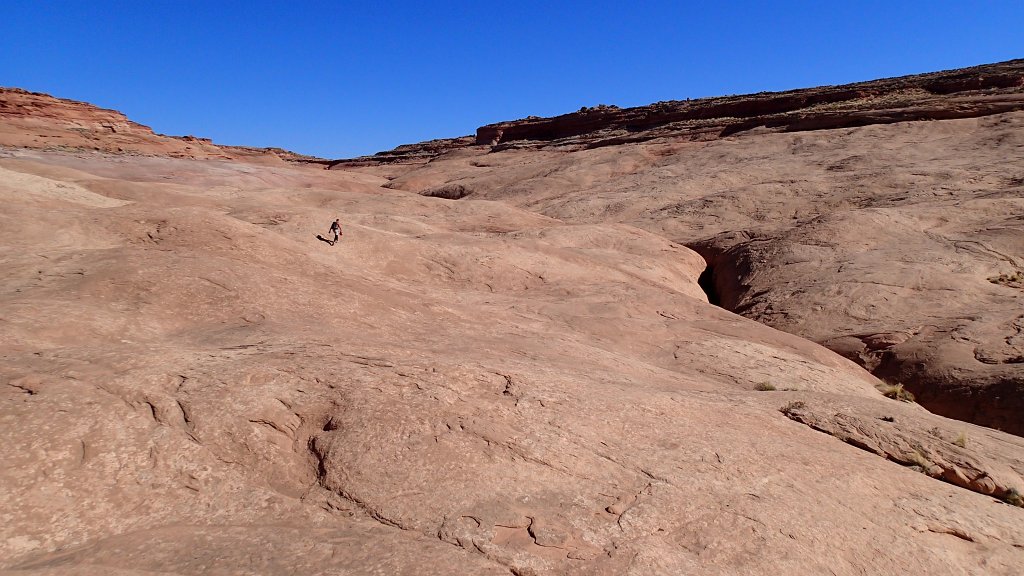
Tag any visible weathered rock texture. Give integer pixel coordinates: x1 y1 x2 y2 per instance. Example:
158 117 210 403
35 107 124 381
331 136 477 167
2 62 1024 575
331 59 1024 167
474 59 1024 148
0 87 328 165
346 60 1024 436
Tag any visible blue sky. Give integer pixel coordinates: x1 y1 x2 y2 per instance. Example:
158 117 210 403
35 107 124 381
2 1 1022 158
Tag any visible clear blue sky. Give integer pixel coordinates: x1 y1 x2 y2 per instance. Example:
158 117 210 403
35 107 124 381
2 1 1022 158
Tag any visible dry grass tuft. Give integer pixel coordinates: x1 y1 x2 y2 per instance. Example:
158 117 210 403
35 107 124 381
988 271 1023 287
954 431 968 448
905 450 933 473
1005 488 1024 508
879 383 915 403
780 400 806 416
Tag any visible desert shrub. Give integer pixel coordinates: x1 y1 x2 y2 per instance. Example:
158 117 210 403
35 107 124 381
954 431 968 448
988 272 1023 286
754 382 777 391
880 383 915 403
905 450 933 473
1005 488 1024 507
780 400 806 415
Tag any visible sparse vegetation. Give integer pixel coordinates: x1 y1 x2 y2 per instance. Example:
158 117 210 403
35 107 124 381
1006 488 1024 507
880 383 916 403
954 431 968 448
780 400 806 415
988 271 1023 287
905 449 933 472
754 382 777 391
578 104 619 113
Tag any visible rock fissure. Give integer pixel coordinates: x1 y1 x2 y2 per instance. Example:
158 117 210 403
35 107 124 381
695 256 722 307
781 401 1024 508
307 436 411 531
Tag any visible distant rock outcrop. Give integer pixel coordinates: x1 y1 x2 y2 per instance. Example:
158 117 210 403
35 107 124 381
328 136 476 167
474 59 1024 149
0 87 328 165
329 59 1024 167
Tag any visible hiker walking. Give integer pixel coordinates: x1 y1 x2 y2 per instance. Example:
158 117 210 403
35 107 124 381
328 218 342 245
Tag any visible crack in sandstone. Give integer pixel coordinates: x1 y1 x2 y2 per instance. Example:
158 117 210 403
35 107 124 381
7 381 38 395
781 401 1024 507
306 435 411 532
926 526 976 542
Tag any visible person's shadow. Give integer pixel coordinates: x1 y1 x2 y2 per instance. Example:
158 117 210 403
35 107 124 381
316 234 335 246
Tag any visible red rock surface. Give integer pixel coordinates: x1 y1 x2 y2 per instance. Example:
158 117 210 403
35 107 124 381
2 62 1024 575
339 59 1024 437
475 59 1024 148
0 87 328 165
331 59 1024 167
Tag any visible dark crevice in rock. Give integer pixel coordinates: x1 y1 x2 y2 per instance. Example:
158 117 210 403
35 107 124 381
688 237 1024 437
420 183 472 200
695 259 721 307
684 237 752 311
900 376 1024 438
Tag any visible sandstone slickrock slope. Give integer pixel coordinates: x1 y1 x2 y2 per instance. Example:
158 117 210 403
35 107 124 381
2 64 1024 575
343 59 1024 436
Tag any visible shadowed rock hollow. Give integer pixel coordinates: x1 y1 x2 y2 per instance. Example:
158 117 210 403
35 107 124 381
1 62 1023 575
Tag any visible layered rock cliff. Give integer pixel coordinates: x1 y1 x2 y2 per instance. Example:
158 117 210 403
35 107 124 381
0 87 327 165
476 59 1024 148
332 58 1024 166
